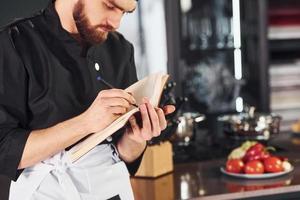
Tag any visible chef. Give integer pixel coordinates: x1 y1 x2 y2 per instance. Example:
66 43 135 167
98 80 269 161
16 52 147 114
0 0 174 199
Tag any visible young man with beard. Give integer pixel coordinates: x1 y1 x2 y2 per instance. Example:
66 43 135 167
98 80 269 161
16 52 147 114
0 0 174 199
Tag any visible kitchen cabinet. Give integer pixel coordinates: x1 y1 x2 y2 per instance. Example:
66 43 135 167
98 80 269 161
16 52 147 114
165 0 300 134
268 0 300 131
165 0 269 114
165 0 270 152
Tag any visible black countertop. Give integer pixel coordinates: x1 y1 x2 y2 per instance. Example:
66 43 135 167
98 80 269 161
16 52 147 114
131 133 300 200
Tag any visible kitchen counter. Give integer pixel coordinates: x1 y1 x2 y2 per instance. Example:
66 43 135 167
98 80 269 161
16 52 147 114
1 134 299 200
131 133 300 200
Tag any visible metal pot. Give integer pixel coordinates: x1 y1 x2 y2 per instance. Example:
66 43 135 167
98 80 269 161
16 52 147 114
218 107 282 141
174 112 205 145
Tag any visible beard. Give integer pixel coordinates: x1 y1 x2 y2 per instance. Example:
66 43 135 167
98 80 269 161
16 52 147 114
73 1 109 44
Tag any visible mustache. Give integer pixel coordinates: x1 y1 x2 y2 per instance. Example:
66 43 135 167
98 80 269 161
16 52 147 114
94 24 115 32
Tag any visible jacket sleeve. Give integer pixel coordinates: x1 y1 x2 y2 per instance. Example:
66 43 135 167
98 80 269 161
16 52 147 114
0 29 31 181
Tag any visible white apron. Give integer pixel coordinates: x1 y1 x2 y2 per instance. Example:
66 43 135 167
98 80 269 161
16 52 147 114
9 144 134 200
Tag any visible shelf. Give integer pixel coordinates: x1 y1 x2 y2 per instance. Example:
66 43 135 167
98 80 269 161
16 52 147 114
271 103 300 111
269 38 300 52
186 47 236 52
270 62 300 74
270 80 300 88
268 26 300 40
182 48 236 64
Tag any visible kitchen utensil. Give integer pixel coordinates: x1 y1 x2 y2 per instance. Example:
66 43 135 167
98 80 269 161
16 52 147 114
167 96 188 120
218 107 282 141
160 81 176 107
173 112 206 146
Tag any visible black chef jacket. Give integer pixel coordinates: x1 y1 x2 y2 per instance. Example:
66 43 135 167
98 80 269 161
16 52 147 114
0 1 143 181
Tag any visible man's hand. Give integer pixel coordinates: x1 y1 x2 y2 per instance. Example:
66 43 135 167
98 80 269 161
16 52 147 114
116 97 175 163
81 89 136 134
125 97 175 144
19 89 136 169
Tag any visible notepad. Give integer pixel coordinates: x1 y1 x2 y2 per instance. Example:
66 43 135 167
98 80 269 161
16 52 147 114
69 72 169 162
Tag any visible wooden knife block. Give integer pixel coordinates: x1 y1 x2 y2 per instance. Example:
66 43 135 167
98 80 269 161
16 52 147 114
131 173 174 200
135 141 173 177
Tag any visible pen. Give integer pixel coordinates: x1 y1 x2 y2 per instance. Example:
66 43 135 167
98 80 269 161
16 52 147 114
96 74 139 108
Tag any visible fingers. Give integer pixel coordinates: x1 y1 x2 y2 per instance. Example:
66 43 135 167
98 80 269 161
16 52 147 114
101 97 130 108
156 108 167 130
109 106 128 115
98 89 136 105
139 98 163 140
139 103 152 140
163 105 176 115
127 116 144 143
128 116 139 134
145 99 161 137
125 98 172 143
